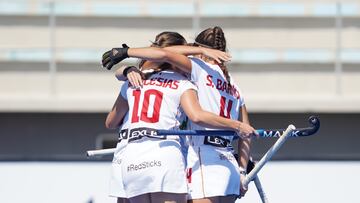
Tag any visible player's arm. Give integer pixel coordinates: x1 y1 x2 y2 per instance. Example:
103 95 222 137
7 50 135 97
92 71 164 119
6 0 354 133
237 104 252 197
163 45 231 64
102 46 230 74
180 89 256 136
114 65 128 81
126 47 193 74
114 65 145 88
105 93 129 129
108 48 191 86
163 45 231 63
128 47 229 75
114 62 162 89
237 105 252 169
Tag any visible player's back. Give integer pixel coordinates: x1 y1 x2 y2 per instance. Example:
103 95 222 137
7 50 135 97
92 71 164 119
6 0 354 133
189 57 244 144
120 70 195 143
119 70 192 198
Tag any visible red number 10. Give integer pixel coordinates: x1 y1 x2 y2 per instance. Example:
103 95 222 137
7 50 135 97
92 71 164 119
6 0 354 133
131 89 163 123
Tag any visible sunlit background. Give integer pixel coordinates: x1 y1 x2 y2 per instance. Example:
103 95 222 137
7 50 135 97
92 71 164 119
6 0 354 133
0 0 359 202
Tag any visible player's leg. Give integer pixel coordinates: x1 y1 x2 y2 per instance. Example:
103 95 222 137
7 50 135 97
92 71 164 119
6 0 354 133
117 198 130 203
219 195 237 203
189 195 236 203
189 197 219 203
150 192 187 203
128 193 151 203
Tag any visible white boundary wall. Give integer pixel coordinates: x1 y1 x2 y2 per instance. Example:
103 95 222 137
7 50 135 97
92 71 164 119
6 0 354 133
0 161 359 203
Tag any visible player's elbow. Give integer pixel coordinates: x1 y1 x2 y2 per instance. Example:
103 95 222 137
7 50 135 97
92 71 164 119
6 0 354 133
105 122 113 129
187 112 202 124
105 119 117 129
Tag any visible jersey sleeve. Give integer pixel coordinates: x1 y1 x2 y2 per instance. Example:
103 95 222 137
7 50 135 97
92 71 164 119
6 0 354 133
236 86 245 107
178 79 198 96
229 74 245 107
120 81 129 100
239 89 245 107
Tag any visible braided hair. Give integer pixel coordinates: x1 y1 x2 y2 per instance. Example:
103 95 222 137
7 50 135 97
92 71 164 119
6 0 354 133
194 26 231 85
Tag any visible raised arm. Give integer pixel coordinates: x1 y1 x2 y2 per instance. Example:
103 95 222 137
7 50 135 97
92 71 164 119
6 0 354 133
127 47 193 73
102 45 230 74
180 89 256 136
163 45 231 64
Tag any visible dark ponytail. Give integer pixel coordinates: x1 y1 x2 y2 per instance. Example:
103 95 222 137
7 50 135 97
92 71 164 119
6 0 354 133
195 26 231 85
139 31 187 71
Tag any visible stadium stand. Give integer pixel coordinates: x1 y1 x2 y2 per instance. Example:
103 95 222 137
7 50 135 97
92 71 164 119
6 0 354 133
1 2 360 203
0 0 359 158
0 0 359 113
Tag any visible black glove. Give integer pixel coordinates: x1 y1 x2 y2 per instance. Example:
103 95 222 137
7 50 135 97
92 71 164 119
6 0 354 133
233 153 255 174
246 159 255 174
102 44 129 70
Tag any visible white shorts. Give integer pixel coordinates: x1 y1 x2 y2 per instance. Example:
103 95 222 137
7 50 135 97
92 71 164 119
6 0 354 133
109 140 128 198
121 138 188 198
186 145 241 199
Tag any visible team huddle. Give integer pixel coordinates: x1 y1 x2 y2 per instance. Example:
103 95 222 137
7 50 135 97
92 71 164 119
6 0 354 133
102 27 257 203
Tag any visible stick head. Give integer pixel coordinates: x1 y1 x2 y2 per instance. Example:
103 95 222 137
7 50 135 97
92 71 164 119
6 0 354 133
300 116 320 136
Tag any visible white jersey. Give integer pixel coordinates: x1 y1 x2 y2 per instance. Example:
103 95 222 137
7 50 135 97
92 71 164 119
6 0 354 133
119 70 196 198
189 57 244 146
109 90 130 198
186 57 245 199
121 70 195 140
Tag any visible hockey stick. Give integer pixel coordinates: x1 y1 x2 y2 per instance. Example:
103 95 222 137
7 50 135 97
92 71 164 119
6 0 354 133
158 116 319 138
242 124 296 187
86 116 319 157
244 158 269 203
242 118 319 202
257 116 319 138
240 125 295 202
87 148 116 157
253 175 269 203
238 125 295 203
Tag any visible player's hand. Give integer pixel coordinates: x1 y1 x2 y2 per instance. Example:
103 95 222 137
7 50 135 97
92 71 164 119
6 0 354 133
236 122 258 138
201 47 231 63
239 170 248 198
102 44 129 70
124 66 144 89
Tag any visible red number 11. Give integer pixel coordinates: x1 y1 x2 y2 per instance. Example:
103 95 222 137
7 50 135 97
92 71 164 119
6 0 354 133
219 96 233 118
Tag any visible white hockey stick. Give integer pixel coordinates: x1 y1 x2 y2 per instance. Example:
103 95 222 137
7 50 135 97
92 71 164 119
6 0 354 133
86 148 116 157
242 124 295 203
243 124 295 186
253 175 269 203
